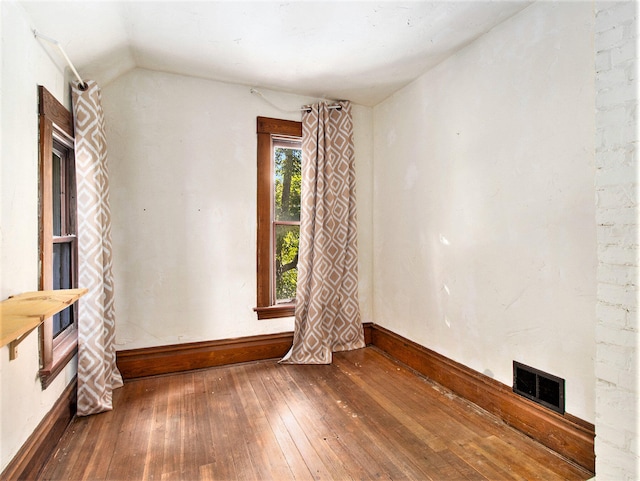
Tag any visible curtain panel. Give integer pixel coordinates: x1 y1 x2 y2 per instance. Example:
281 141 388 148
72 80 123 415
282 101 365 364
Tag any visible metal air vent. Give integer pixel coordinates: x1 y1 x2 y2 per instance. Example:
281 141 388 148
513 361 565 414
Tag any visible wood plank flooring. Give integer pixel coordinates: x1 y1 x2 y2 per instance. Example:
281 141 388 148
39 347 593 481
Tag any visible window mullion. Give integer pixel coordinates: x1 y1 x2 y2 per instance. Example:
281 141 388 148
52 234 77 243
60 151 67 236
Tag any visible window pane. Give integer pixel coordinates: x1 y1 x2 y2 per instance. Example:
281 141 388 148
53 306 73 337
274 143 301 222
52 242 73 336
275 224 299 303
52 151 62 236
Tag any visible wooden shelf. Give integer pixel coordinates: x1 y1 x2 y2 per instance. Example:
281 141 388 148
0 288 88 359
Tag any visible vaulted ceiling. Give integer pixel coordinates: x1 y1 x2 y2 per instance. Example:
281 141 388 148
21 1 532 106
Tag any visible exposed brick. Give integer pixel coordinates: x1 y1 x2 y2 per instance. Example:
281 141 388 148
596 422 632 450
597 323 638 348
596 342 635 372
611 40 638 67
625 307 639 329
596 26 626 52
595 184 638 209
594 439 640 480
596 66 630 87
596 283 637 308
623 21 638 41
596 82 637 110
594 147 634 168
627 103 638 125
621 121 638 145
595 2 638 34
631 435 639 457
598 206 639 224
595 165 638 186
596 359 622 385
586 1 636 477
597 262 638 285
596 49 613 72
596 127 608 151
597 381 637 423
597 244 639 266
595 125 633 151
597 302 629 327
596 184 638 209
596 103 629 127
596 205 639 225
617 366 639 390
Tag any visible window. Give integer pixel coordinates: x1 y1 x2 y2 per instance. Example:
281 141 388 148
38 86 78 388
255 117 302 319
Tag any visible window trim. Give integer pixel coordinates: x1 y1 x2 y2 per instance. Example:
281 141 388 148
254 117 302 320
38 85 78 388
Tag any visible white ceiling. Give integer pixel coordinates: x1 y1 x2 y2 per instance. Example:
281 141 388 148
21 1 532 106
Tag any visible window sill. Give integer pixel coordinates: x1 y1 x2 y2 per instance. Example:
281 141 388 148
254 304 295 320
40 326 77 389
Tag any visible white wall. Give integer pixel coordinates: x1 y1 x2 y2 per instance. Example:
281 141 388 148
0 1 78 472
594 2 639 479
373 2 596 422
6 0 626 474
101 69 373 350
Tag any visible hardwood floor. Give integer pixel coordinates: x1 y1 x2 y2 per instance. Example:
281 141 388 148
39 347 592 481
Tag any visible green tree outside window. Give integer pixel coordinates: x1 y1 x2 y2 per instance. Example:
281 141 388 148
274 145 301 301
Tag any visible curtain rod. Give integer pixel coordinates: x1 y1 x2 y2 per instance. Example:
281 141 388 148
301 104 342 112
33 30 87 89
250 88 341 113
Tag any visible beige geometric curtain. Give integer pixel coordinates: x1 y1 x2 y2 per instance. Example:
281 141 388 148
281 101 365 364
72 80 123 416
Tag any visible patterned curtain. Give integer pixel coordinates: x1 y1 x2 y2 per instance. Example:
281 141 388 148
281 101 365 364
72 80 123 415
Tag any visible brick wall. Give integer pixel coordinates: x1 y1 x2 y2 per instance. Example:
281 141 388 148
594 2 639 479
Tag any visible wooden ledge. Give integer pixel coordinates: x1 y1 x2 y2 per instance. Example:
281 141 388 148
0 288 87 359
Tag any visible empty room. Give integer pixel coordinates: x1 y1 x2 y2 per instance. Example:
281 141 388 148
1 1 637 480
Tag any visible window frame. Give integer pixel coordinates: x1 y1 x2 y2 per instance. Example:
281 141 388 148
255 117 302 320
38 85 78 389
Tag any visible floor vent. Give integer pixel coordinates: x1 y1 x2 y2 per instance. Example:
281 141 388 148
513 361 565 414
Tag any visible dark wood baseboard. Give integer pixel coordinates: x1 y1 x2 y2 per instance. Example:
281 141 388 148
117 332 294 379
0 378 77 481
116 322 593 472
117 323 374 380
3 323 592 479
369 324 595 474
